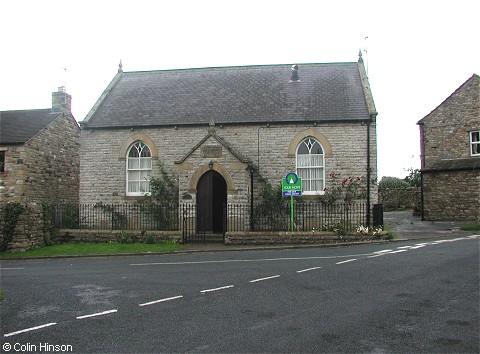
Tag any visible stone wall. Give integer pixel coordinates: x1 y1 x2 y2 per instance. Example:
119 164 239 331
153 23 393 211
420 75 479 166
80 121 378 206
419 75 479 221
0 203 46 252
0 113 80 204
225 231 388 245
55 229 182 244
0 113 80 252
379 187 420 211
423 170 479 221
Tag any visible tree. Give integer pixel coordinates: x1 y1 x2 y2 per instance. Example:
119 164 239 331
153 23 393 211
404 168 421 187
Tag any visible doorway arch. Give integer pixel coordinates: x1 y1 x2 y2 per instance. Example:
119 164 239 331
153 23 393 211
196 170 227 233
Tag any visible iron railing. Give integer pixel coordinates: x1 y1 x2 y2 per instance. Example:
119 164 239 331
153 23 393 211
226 202 368 233
52 203 179 231
51 202 371 233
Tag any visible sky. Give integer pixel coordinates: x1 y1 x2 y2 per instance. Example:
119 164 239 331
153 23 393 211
1 0 479 179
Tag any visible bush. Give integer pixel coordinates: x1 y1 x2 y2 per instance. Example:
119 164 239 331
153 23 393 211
144 235 155 244
461 222 480 231
378 176 410 190
118 231 134 244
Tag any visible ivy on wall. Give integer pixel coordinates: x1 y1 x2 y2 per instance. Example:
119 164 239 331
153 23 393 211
40 201 55 245
149 161 179 206
1 202 25 251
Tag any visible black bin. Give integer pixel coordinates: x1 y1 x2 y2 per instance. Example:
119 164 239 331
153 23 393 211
373 204 383 227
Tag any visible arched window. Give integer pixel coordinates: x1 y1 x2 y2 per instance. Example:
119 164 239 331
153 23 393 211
296 137 325 194
126 141 152 196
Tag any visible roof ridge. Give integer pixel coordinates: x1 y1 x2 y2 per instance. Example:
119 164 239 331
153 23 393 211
121 62 358 75
1 108 52 113
82 71 124 123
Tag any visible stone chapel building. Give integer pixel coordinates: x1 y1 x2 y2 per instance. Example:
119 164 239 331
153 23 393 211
79 54 378 232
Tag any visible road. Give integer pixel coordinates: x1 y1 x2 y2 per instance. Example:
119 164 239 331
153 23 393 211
1 236 479 353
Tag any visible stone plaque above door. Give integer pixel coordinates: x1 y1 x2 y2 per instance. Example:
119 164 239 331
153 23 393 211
201 145 222 158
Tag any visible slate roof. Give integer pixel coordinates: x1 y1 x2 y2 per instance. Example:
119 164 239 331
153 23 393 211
83 62 373 128
0 109 60 144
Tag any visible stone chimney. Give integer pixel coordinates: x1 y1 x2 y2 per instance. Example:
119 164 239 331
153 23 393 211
290 65 300 82
52 86 72 113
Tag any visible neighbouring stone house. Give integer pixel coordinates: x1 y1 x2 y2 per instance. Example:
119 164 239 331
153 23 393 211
80 53 378 233
417 74 480 221
0 87 80 250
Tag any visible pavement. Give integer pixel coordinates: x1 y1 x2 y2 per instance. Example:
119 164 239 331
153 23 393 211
2 210 477 259
383 209 477 240
178 209 478 253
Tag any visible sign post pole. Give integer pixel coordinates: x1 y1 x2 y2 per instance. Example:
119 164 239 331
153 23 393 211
290 195 294 232
282 172 302 232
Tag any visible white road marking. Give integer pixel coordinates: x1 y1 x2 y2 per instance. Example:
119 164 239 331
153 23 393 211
368 249 394 257
0 267 25 270
249 275 281 283
409 245 426 249
139 295 184 307
397 246 413 249
388 250 407 254
296 266 323 273
130 254 374 267
4 322 57 337
336 259 357 265
200 285 234 294
76 309 118 319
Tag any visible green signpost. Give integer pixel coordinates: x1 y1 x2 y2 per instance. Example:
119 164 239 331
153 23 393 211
282 172 302 232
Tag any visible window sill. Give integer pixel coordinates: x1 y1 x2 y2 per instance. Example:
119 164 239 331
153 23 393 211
124 195 152 201
302 191 325 196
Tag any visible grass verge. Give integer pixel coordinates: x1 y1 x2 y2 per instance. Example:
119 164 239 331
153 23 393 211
0 242 181 259
461 221 480 232
383 223 396 240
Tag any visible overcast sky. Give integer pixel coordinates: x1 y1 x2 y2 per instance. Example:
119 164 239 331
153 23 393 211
1 0 479 179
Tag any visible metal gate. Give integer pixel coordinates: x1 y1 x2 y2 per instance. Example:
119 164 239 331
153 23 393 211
181 204 206 243
181 203 228 244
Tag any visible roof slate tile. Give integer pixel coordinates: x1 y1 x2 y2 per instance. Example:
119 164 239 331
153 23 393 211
84 63 370 128
0 109 60 144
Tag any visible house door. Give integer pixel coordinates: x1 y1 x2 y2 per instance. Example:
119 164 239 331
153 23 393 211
197 170 227 233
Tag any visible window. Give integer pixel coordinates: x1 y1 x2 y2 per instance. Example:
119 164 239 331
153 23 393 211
126 141 152 196
296 137 324 194
471 131 480 156
0 151 5 173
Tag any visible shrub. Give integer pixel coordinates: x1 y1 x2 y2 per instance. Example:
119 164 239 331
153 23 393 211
144 234 155 244
378 176 410 190
118 231 134 244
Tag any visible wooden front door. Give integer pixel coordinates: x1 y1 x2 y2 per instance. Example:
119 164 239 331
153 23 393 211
196 170 227 233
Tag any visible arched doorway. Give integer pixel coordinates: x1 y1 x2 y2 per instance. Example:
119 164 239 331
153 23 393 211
196 170 227 233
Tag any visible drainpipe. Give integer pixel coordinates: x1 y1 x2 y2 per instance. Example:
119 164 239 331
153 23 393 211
247 163 255 231
419 123 425 221
257 127 260 172
366 119 371 226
